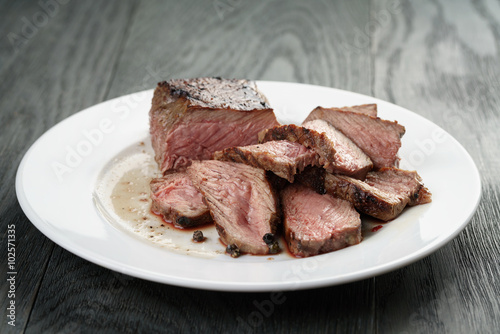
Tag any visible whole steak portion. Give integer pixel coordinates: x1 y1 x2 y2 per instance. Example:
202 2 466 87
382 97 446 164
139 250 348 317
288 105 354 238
281 183 362 257
150 172 212 228
304 107 405 169
213 140 320 183
150 77 279 173
187 160 280 255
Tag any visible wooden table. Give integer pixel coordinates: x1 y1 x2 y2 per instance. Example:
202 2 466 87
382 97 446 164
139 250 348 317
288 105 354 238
1 0 499 332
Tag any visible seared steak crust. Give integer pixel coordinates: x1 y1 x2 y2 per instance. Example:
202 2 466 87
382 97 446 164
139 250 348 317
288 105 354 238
281 183 361 257
150 172 212 228
303 119 373 179
161 77 272 110
295 166 327 195
365 167 432 206
325 174 403 221
325 167 432 221
259 124 336 171
150 78 279 173
187 160 280 255
304 107 405 169
259 121 372 179
213 141 319 183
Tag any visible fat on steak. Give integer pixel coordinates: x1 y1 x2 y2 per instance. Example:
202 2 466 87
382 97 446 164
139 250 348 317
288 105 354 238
149 77 279 173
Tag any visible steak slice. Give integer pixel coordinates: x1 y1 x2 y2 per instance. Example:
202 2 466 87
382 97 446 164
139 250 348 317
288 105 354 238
187 160 280 255
303 107 405 169
258 124 336 171
213 140 320 183
150 172 212 228
365 167 432 206
259 121 372 179
324 167 432 221
337 104 377 117
281 183 361 257
303 119 373 179
150 77 279 173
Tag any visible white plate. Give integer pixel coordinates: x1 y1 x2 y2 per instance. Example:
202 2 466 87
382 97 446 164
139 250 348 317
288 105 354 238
16 81 481 292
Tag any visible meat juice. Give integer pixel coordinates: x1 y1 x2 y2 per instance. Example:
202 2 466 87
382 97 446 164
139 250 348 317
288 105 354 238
93 140 223 259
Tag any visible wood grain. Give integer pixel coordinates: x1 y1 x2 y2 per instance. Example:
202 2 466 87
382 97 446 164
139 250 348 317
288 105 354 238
1 0 499 333
0 1 137 333
105 0 373 98
372 0 500 332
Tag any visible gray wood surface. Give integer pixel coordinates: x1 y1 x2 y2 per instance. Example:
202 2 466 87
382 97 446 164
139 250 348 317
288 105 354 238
1 0 498 333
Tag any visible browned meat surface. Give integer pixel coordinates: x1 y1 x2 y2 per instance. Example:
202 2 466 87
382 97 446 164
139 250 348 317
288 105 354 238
295 166 327 194
265 170 291 192
303 107 405 169
213 140 319 183
259 124 336 170
150 77 279 173
281 183 361 257
324 167 432 221
187 160 280 255
365 167 432 206
259 120 372 179
303 119 373 179
150 172 212 228
337 104 377 117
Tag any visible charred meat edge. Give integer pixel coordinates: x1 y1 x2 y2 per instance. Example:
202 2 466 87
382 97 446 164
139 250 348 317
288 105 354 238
324 168 431 221
258 124 337 172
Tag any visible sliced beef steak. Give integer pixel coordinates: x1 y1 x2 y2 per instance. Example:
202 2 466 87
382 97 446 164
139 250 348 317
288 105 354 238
259 121 372 179
259 124 336 170
337 104 377 117
187 160 280 255
365 167 432 206
303 119 373 179
213 140 319 183
303 107 405 169
281 183 361 257
325 167 432 221
150 77 279 173
150 172 212 228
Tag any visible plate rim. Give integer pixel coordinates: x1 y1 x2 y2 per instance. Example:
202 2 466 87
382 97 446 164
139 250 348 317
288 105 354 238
16 81 482 292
